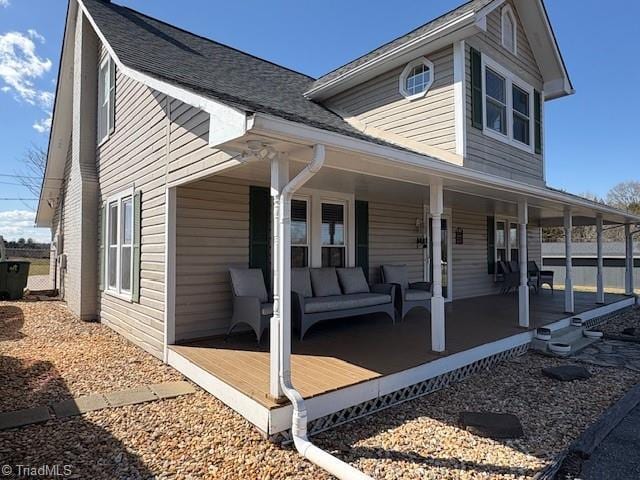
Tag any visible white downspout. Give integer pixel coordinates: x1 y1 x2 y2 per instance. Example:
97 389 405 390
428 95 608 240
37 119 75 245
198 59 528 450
274 144 372 480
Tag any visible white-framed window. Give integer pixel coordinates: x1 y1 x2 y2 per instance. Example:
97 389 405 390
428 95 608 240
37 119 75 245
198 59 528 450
399 57 434 100
105 188 134 299
290 189 355 269
495 218 519 271
481 54 535 152
97 56 115 144
501 5 517 55
321 201 346 268
291 198 309 268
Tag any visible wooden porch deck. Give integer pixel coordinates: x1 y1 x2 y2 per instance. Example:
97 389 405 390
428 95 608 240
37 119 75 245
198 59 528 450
170 291 628 409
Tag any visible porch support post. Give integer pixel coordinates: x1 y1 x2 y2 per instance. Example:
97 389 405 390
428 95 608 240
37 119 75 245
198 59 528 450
564 208 574 314
596 214 605 304
625 224 634 295
269 155 289 400
430 180 445 352
518 200 529 328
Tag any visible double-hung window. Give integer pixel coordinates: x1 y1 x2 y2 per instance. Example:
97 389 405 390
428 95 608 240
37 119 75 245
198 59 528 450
482 55 535 153
495 218 520 270
106 190 134 298
291 199 309 268
98 56 115 144
485 69 507 136
321 202 346 268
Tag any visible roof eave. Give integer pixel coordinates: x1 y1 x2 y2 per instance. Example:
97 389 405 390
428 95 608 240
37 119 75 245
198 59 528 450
242 112 640 225
35 0 77 228
305 10 479 101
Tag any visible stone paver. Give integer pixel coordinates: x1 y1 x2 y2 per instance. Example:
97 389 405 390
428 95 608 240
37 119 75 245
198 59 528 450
0 406 50 430
458 411 524 439
575 340 640 372
104 386 158 407
542 365 592 381
52 394 109 418
149 381 196 399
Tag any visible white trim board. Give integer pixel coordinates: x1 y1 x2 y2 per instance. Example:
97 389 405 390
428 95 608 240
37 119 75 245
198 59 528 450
267 297 634 434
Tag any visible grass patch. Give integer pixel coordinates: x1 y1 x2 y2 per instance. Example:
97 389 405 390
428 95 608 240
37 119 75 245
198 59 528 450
11 258 50 276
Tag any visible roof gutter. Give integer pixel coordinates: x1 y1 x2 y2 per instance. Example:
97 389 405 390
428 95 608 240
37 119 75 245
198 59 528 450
246 112 640 224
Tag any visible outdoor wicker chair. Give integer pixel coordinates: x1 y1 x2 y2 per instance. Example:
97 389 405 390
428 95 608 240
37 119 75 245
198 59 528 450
381 265 431 321
226 267 272 342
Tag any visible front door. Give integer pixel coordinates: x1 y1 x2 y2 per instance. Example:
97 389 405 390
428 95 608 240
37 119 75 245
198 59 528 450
429 217 450 299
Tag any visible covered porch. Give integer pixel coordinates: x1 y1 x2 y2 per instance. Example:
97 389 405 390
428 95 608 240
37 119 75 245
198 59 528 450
163 123 640 439
170 292 628 409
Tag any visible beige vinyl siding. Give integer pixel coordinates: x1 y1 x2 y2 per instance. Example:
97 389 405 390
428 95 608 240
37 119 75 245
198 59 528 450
174 177 251 340
60 134 85 314
465 0 545 185
528 226 542 267
451 209 543 299
451 209 498 299
94 45 233 357
326 46 456 152
368 201 424 284
97 64 168 358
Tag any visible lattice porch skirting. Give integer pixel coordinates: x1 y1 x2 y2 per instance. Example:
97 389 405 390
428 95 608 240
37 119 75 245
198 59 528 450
270 342 529 443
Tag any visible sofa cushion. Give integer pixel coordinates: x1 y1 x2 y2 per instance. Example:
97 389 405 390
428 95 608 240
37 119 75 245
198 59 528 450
261 303 273 316
336 267 370 294
382 265 409 290
304 293 391 314
292 268 313 298
229 268 268 303
405 289 430 301
310 268 342 297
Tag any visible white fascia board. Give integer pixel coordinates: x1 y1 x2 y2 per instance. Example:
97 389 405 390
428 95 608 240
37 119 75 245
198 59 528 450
35 0 78 228
305 11 479 101
77 0 248 147
248 112 640 224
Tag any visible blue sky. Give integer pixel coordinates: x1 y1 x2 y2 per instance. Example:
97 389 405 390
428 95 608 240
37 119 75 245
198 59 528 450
0 0 638 241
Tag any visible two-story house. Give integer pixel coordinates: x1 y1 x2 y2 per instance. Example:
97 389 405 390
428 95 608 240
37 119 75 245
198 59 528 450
36 0 639 471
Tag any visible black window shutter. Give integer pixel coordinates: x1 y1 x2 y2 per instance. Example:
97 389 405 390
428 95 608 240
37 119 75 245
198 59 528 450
534 90 542 154
487 216 495 274
470 47 483 130
355 200 369 281
249 186 270 290
132 190 142 303
99 204 106 291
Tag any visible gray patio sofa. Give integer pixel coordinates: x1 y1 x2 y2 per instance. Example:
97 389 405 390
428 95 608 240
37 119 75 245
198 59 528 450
291 267 396 340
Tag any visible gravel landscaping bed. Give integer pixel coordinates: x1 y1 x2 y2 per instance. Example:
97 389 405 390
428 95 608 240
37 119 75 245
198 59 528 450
597 306 640 336
1 301 639 479
0 301 182 413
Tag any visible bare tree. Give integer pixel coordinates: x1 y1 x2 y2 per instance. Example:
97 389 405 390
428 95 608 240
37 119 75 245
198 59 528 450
14 144 46 210
606 181 640 214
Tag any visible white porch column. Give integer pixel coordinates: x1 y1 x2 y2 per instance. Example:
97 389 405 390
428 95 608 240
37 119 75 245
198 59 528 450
430 181 445 352
269 156 289 400
518 200 529 328
625 224 634 295
596 214 605 304
564 208 574 313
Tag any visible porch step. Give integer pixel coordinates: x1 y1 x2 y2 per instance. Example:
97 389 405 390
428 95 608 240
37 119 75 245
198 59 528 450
531 325 600 356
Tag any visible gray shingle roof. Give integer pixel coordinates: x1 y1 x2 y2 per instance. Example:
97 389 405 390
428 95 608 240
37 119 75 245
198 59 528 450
82 0 400 147
309 0 494 92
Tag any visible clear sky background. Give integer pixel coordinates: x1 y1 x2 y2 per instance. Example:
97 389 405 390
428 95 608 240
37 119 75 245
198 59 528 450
0 0 638 241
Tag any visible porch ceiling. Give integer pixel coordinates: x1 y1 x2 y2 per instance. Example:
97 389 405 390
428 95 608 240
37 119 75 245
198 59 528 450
214 152 630 227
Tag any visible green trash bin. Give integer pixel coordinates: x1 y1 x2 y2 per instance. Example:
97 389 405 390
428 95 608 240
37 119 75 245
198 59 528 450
0 260 31 300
